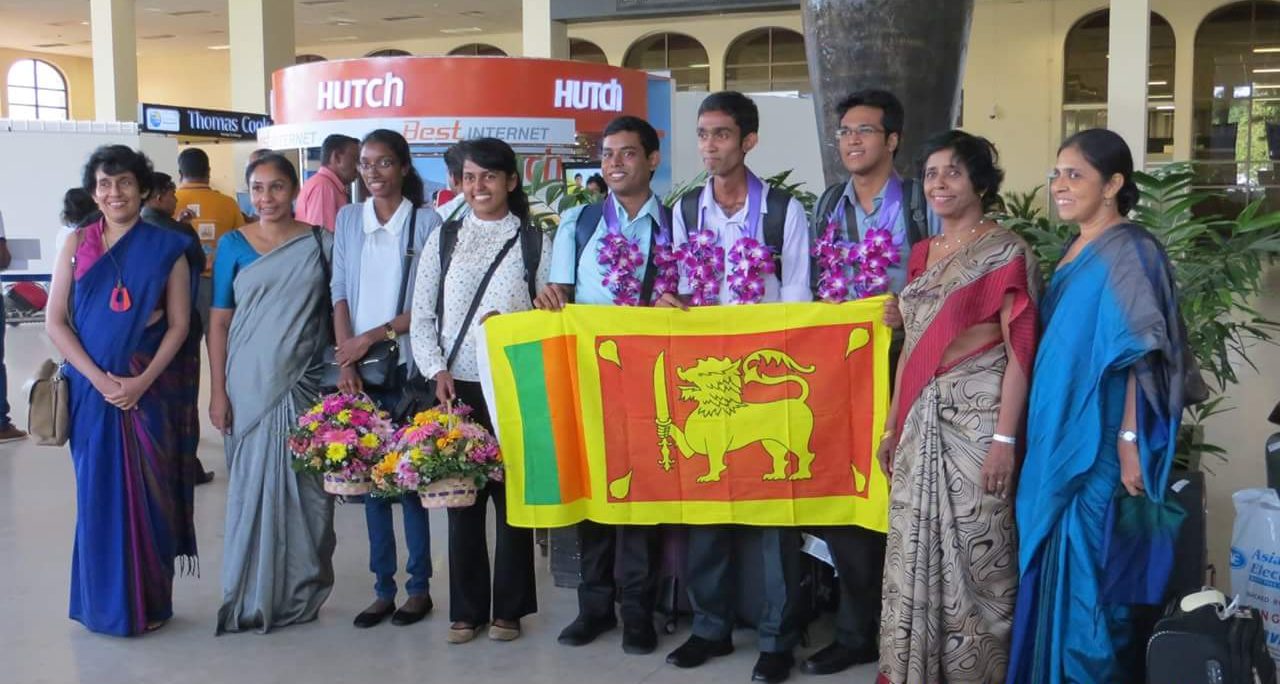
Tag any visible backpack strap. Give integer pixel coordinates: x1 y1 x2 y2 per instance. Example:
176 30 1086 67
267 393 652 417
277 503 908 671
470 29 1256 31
638 203 672 306
763 187 791 280
679 190 701 240
571 202 605 288
394 206 417 315
435 219 461 322
902 178 929 246
519 222 542 304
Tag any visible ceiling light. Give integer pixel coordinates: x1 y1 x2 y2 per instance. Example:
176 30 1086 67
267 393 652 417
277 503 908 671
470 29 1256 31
1156 105 1175 110
320 35 360 42
1255 47 1280 53
383 15 425 22
141 34 176 40
208 44 231 50
168 10 212 17
1147 80 1167 86
687 63 710 68
300 0 346 5
1255 68 1280 74
1149 94 1173 99
439 27 483 34
1254 83 1280 89
460 11 486 17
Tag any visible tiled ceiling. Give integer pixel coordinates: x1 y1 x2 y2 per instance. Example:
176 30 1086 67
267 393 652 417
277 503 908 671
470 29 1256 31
0 0 523 57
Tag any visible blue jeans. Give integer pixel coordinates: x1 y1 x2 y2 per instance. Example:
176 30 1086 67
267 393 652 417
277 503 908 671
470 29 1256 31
365 375 431 601
0 297 11 428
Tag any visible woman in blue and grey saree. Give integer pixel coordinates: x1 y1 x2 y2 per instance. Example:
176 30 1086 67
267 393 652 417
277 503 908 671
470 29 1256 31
208 155 337 634
46 145 197 636
1009 129 1207 683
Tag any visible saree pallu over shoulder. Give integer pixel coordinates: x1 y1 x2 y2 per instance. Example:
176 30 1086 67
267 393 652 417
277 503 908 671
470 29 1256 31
65 221 195 637
895 228 1040 436
1009 223 1205 683
217 230 336 635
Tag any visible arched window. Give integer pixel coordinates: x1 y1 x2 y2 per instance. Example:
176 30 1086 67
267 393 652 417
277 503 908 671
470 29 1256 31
295 54 327 64
1193 0 1280 207
570 38 608 65
1062 10 1176 164
623 32 710 92
365 48 411 58
724 27 808 94
6 58 68 121
448 43 506 57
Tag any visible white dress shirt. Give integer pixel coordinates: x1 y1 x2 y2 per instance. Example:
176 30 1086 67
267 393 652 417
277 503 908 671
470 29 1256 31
353 197 410 338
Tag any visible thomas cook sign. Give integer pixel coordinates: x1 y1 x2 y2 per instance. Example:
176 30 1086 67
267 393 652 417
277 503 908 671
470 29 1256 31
140 103 272 141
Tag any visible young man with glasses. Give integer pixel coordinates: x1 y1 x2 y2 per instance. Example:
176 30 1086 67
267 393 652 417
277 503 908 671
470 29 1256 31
802 88 938 676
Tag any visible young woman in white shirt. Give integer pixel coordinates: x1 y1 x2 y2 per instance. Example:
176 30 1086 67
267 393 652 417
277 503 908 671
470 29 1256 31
410 137 551 644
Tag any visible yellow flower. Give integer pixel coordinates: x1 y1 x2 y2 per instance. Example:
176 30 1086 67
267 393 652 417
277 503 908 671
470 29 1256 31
448 428 462 440
308 405 323 416
436 438 451 450
306 422 319 432
326 442 348 463
337 409 352 424
359 433 380 449
372 452 399 477
408 447 425 465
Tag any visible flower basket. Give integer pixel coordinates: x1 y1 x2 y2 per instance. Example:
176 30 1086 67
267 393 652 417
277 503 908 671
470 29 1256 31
370 402 503 506
419 477 479 509
323 471 373 496
289 393 394 496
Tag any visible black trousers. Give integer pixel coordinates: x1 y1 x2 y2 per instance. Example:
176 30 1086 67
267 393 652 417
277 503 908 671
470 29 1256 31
576 520 661 623
822 526 887 650
687 525 802 653
446 380 537 625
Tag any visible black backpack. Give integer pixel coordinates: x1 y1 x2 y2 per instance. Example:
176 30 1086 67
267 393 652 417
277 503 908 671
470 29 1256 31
568 200 673 305
678 186 792 278
1147 590 1277 684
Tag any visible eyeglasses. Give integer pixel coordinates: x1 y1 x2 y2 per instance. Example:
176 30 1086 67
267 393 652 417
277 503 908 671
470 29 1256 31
357 158 398 172
835 125 886 140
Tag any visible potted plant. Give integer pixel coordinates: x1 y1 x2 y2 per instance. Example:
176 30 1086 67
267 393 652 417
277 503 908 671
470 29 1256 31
370 403 503 509
1002 164 1280 470
288 393 394 495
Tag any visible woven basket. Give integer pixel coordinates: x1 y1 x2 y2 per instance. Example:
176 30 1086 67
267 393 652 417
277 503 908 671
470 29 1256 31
419 477 478 509
323 472 373 496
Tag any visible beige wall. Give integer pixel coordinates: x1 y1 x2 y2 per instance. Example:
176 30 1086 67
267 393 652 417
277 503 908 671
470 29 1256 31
0 49 94 121
295 33 524 60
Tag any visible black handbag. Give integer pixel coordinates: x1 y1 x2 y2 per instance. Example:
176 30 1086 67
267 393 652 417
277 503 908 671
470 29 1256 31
321 208 417 391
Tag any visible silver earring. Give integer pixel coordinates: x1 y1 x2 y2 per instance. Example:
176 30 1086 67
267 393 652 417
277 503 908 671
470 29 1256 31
1103 197 1114 207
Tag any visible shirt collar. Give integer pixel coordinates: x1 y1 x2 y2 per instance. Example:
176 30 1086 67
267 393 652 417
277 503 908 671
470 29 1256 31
609 191 663 226
362 197 412 235
699 171 771 221
316 165 347 190
842 174 900 215
178 181 210 190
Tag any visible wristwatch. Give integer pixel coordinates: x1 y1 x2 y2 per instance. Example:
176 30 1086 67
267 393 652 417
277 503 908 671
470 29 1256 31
1119 429 1138 443
383 323 398 341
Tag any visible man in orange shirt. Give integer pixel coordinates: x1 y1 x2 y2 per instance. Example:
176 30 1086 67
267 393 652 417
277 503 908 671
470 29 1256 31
296 134 359 232
174 147 244 345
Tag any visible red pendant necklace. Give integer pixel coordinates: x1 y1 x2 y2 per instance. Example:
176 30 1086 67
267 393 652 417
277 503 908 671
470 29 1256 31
101 224 132 313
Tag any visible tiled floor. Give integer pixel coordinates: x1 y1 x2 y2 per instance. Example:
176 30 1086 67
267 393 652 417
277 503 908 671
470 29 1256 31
0 325 879 684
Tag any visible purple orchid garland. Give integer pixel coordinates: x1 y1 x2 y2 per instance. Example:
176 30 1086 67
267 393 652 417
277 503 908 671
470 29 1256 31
813 206 902 303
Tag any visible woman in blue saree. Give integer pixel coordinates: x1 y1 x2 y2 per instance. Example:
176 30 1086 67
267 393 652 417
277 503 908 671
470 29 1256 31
1009 129 1206 682
46 145 196 636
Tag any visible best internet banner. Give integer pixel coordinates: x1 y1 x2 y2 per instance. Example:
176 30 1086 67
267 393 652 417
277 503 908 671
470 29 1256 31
476 299 892 531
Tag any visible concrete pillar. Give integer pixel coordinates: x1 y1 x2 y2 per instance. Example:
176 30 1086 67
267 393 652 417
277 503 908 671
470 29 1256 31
1172 18 1195 162
522 0 569 59
89 0 138 122
229 0 295 189
1108 0 1151 169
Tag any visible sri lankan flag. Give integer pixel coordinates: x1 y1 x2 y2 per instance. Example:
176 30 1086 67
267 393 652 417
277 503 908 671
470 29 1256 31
477 299 891 531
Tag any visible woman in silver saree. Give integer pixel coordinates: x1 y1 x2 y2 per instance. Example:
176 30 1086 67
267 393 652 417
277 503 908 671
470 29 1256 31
208 155 336 634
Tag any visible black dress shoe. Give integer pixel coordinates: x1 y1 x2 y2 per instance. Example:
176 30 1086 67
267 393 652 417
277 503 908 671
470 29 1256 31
557 614 617 646
665 634 734 668
752 651 795 683
196 470 215 485
390 595 433 626
803 643 875 676
353 600 395 628
621 619 657 655
801 641 878 675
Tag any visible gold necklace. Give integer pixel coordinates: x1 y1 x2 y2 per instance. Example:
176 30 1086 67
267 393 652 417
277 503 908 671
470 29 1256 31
934 218 988 252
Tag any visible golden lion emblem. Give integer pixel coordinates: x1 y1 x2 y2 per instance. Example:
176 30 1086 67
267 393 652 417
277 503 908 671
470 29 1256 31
656 350 816 483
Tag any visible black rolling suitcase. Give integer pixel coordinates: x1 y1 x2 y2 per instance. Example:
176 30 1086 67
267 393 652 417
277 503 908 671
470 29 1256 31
1147 589 1277 684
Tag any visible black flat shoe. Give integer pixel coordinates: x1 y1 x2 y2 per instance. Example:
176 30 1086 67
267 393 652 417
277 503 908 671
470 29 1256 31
390 595 433 626
621 619 658 655
353 600 395 628
752 651 795 683
557 614 617 646
801 641 878 675
666 634 733 668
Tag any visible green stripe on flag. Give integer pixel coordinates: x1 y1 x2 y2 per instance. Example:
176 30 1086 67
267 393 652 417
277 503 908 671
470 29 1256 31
505 341 562 505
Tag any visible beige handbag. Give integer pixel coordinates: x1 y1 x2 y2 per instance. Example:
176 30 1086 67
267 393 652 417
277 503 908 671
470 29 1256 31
27 358 70 446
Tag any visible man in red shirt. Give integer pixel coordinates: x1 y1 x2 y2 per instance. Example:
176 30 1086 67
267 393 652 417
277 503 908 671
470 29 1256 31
296 134 359 231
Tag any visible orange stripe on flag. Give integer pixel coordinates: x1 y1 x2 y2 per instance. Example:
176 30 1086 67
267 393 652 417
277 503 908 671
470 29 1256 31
541 336 588 503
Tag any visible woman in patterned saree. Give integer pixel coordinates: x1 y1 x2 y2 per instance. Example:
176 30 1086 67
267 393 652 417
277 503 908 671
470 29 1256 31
876 130 1039 684
46 145 196 636
210 154 336 634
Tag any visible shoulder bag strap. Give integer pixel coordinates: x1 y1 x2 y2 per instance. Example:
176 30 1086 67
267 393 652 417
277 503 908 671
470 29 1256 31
763 187 790 279
442 232 520 370
394 207 417 315
311 226 331 282
435 219 461 322
518 223 541 304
